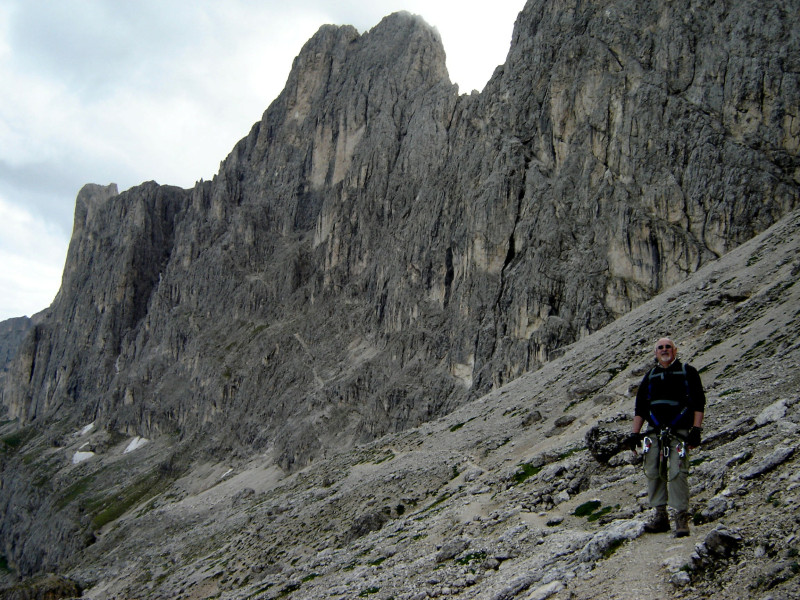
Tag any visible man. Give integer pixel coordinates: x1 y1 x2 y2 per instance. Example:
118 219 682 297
630 337 705 537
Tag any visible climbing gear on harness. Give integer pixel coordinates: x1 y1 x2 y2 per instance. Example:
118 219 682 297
643 428 688 483
644 505 670 534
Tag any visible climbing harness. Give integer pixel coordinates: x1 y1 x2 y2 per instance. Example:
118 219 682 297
642 428 688 483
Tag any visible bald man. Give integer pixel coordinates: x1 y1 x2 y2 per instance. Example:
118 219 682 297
630 337 706 537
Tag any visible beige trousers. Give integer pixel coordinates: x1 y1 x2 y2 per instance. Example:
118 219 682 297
643 429 690 511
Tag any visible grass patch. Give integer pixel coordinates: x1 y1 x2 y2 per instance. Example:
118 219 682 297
56 474 97 509
358 587 380 597
369 557 387 566
573 500 602 517
90 469 175 530
513 462 542 484
301 573 320 582
374 451 395 464
1 427 35 454
277 582 301 597
557 446 586 461
415 493 451 518
455 551 487 565
587 506 615 522
573 501 619 522
0 554 10 573
449 422 465 432
698 361 717 374
602 538 626 559
719 388 742 397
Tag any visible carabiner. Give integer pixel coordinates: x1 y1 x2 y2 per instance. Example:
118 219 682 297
676 441 686 458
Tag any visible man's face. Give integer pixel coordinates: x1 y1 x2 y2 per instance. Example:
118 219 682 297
655 338 676 367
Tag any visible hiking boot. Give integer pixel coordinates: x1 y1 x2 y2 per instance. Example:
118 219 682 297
674 510 690 537
644 506 670 533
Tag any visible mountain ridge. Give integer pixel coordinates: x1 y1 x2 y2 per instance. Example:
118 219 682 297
4 201 797 599
1 1 799 594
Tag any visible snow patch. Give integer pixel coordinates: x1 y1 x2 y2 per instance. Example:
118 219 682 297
78 422 95 436
73 451 95 464
124 436 149 454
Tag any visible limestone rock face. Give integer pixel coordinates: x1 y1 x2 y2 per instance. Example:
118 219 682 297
2 1 799 478
0 318 31 372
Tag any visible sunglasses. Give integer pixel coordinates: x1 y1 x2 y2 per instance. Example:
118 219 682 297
657 345 673 350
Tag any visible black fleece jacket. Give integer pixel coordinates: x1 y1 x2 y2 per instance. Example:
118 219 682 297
635 360 706 430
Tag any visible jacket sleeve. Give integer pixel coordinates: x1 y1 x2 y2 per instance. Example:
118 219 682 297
634 372 650 419
686 365 706 413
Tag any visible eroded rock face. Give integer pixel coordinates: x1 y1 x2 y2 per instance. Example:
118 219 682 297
2 1 799 477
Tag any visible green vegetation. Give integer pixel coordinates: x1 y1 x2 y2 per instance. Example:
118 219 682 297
557 446 586 461
416 492 451 518
56 474 97 509
1 427 35 454
602 538 626 559
573 500 602 517
719 388 742 397
374 451 395 464
449 422 465 432
698 361 717 374
90 469 177 530
573 500 619 522
455 551 487 565
277 582 301 597
587 506 615 522
359 587 380 596
513 462 542 484
0 554 10 573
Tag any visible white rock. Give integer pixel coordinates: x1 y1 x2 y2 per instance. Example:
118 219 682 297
124 436 149 454
72 451 95 464
755 399 787 426
525 580 564 600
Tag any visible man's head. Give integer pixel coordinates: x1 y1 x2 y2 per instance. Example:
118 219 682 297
654 337 677 367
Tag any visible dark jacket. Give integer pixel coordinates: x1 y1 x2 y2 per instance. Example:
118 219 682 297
635 360 706 430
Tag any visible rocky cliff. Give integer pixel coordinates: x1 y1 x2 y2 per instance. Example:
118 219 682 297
3 196 799 600
1 0 799 588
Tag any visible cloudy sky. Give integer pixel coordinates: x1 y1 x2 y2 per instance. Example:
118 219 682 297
0 0 526 321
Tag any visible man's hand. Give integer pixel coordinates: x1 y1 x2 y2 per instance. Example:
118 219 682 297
687 426 702 449
626 432 642 453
